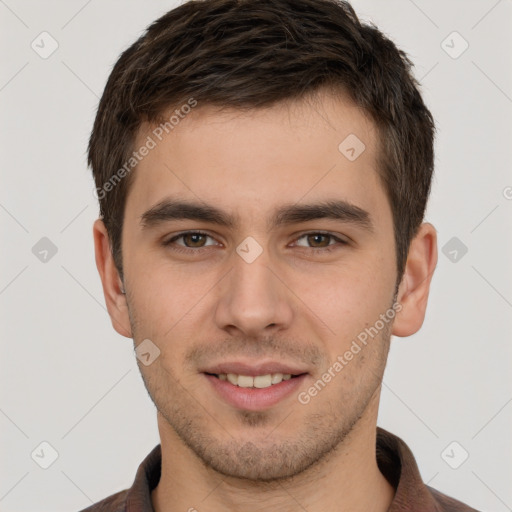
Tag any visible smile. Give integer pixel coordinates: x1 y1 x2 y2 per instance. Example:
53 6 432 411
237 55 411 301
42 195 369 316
212 372 294 388
204 372 308 411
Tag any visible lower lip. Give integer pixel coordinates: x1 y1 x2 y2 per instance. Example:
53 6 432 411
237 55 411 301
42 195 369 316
204 373 307 411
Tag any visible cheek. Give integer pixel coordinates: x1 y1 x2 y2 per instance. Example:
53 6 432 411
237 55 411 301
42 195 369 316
293 255 395 339
127 258 217 348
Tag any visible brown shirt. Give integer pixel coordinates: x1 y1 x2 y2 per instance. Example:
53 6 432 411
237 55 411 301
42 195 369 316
79 427 480 511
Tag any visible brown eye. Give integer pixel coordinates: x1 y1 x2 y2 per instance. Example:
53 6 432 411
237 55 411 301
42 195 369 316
182 233 208 247
306 234 331 248
163 231 218 251
293 232 348 253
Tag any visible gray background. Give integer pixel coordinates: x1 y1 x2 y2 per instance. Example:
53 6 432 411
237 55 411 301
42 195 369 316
1 0 511 510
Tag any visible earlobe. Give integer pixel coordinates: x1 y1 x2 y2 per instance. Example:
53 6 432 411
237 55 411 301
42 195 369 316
93 218 132 338
392 223 438 338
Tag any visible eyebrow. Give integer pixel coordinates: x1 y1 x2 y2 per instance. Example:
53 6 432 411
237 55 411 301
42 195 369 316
140 197 373 232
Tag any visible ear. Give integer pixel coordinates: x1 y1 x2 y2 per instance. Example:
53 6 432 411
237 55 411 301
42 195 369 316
392 222 438 337
93 218 132 338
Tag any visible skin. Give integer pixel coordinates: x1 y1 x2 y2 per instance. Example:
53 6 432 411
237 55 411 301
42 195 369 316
94 89 437 512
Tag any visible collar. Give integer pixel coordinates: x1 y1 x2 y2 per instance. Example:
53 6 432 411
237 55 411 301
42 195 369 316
91 427 478 511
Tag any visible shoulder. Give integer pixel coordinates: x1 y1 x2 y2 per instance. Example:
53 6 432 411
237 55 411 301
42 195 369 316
427 486 482 512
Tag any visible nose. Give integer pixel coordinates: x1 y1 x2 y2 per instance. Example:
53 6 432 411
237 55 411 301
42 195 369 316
214 247 294 338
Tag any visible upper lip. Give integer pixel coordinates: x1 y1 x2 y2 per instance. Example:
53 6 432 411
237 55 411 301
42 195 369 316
201 361 308 377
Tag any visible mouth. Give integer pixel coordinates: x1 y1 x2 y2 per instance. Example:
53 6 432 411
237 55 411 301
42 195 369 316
201 363 309 411
205 372 303 389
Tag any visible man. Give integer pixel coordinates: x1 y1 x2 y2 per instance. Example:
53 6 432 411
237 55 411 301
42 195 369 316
85 0 479 510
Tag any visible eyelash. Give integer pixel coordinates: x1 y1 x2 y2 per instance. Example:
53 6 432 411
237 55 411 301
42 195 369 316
162 231 348 255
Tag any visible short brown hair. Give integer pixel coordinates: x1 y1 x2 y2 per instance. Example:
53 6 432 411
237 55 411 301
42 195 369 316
88 0 435 280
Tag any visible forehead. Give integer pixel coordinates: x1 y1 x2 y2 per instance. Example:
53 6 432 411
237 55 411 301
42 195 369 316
126 90 387 225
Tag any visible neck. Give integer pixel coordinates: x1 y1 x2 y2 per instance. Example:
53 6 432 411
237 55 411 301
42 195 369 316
152 401 395 512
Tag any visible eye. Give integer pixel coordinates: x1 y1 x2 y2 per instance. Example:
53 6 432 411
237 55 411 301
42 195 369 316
293 232 348 252
163 231 219 251
162 231 348 255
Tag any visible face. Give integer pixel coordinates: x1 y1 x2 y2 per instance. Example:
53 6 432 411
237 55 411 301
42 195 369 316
119 91 399 480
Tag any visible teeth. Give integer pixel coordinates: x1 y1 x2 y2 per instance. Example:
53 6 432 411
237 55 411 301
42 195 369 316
227 373 238 385
218 373 293 388
271 373 283 384
237 375 254 388
253 375 272 388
